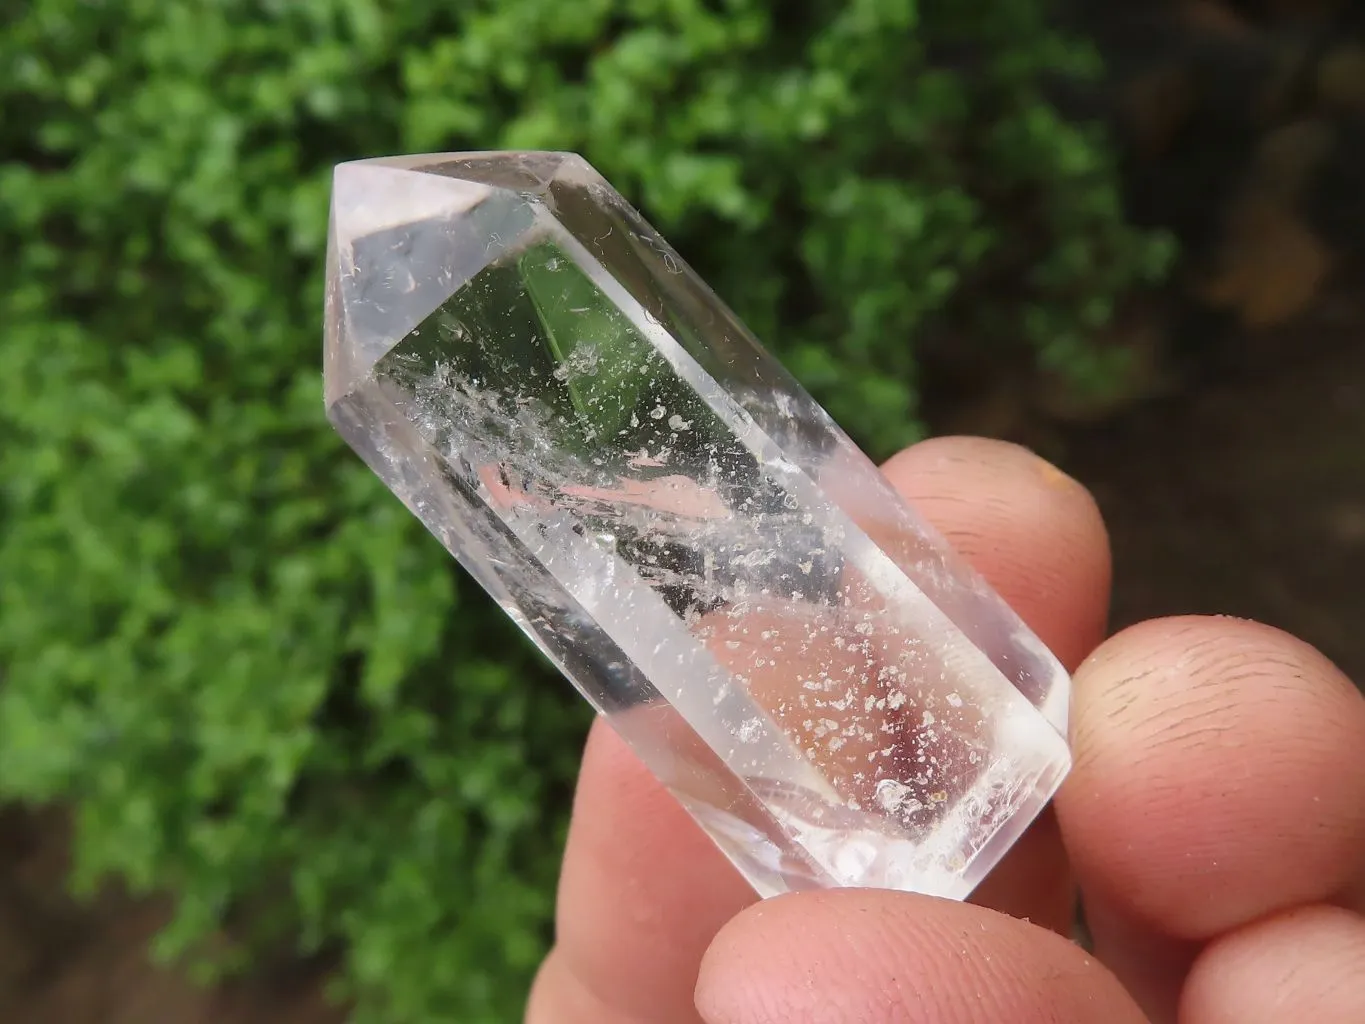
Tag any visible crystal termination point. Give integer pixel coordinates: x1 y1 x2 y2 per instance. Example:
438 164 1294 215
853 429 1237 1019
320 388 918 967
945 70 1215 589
324 151 1072 900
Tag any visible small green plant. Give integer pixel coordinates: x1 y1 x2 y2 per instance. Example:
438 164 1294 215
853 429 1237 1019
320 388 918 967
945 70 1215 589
0 1 1170 1020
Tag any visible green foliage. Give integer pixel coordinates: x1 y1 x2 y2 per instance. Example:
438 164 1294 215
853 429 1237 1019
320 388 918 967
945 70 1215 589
0 0 1170 1020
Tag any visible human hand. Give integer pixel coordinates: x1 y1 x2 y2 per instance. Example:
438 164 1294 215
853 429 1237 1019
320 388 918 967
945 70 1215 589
525 436 1365 1024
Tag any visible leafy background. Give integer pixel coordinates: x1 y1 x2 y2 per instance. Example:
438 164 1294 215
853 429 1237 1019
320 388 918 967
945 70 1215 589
0 0 1174 1021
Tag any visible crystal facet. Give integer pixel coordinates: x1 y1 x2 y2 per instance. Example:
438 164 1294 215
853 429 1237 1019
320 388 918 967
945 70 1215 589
324 152 1071 900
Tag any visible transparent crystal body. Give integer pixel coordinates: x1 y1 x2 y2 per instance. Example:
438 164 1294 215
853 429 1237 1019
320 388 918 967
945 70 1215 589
324 152 1071 900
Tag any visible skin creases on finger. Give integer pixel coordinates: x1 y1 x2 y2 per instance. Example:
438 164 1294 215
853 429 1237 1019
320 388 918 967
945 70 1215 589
1180 904 1365 1024
527 949 640 1024
695 890 1149 1024
1059 615 1365 943
533 720 757 1024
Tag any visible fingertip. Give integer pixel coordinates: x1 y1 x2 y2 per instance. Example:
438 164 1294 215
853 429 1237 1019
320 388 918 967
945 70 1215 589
1073 615 1362 732
1181 904 1365 1024
695 890 1146 1024
554 718 754 1020
1061 615 1365 938
882 435 1111 670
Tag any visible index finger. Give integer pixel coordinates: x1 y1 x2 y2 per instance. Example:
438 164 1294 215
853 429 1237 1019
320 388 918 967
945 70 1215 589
526 437 1111 1023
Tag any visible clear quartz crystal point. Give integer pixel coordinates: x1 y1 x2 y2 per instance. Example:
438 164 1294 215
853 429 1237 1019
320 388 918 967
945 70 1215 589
324 152 1071 900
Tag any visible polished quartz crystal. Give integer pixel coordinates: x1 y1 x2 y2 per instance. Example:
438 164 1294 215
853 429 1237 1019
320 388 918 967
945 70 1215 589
324 152 1071 900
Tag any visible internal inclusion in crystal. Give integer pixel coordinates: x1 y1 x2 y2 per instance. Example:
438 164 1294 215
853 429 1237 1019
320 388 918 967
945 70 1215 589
325 152 1071 899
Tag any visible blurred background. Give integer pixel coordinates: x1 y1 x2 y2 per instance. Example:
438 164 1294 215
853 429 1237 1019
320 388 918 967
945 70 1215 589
2 0 1363 1020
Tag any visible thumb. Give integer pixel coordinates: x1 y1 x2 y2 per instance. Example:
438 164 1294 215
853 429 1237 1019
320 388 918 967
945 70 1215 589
695 889 1148 1024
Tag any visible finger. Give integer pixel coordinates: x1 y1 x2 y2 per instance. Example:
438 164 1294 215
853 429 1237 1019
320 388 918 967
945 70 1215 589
969 806 1075 935
1063 616 1365 934
695 889 1148 1024
884 437 1110 934
1077 893 1199 1023
535 437 1112 1022
1180 904 1365 1024
881 436 1111 672
1057 616 1365 1014
527 721 756 1024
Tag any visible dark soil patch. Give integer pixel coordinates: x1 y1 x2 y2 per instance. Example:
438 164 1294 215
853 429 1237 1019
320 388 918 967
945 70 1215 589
1057 298 1365 681
0 809 345 1023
